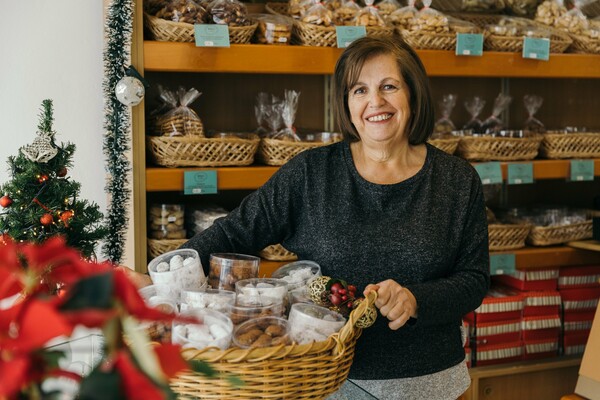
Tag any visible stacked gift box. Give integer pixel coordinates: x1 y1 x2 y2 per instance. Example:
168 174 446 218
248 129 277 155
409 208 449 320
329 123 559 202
559 265 600 356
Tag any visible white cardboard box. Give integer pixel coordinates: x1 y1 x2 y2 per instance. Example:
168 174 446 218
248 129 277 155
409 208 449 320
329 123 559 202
575 302 600 400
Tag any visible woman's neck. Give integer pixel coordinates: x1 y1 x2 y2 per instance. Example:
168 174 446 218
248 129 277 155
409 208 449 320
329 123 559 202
350 140 426 185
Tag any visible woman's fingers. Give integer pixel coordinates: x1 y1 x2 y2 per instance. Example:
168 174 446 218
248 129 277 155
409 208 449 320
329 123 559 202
368 279 418 330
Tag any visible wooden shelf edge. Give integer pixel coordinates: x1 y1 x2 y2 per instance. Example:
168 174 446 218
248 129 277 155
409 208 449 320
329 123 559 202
143 41 600 78
469 355 582 379
492 246 600 269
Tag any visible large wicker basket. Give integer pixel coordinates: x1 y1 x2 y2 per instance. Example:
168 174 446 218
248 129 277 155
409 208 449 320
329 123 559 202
259 244 298 261
539 132 600 159
144 13 258 44
456 135 543 161
258 137 341 166
147 238 188 259
399 29 459 50
292 20 338 47
170 291 377 399
428 136 461 154
527 220 593 246
568 34 600 54
488 223 532 251
147 135 260 167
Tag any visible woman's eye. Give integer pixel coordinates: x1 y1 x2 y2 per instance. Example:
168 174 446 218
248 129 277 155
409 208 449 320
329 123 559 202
352 87 366 95
382 84 397 91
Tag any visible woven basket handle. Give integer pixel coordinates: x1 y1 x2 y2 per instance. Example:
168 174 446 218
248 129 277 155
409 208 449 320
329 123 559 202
334 291 377 352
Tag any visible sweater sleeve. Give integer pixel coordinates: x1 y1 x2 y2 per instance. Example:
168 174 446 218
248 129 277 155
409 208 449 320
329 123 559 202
403 173 490 327
179 159 303 274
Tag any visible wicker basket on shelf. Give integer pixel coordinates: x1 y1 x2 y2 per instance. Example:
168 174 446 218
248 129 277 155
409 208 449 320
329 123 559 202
147 135 260 168
428 136 461 154
527 220 593 246
259 244 298 261
453 13 572 53
568 34 600 54
398 29 458 50
539 131 600 159
170 291 377 399
147 238 188 259
488 224 532 251
292 20 338 47
258 137 341 166
456 135 543 161
144 13 258 44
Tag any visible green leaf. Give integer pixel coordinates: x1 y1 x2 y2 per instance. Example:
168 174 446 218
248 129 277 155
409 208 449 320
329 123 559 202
59 272 113 311
225 374 244 388
79 367 125 400
188 359 217 378
40 350 66 369
122 316 165 384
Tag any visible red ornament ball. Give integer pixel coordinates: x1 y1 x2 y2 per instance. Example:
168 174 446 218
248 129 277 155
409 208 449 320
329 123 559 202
57 167 67 177
0 195 13 208
38 174 49 183
40 213 53 226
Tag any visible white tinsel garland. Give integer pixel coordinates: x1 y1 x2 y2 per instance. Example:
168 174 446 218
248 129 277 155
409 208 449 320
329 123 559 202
102 0 133 264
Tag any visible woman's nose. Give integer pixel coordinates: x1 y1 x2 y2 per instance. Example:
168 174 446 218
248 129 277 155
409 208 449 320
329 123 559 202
368 90 385 107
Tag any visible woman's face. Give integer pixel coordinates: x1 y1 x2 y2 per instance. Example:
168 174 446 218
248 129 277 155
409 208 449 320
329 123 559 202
348 53 411 146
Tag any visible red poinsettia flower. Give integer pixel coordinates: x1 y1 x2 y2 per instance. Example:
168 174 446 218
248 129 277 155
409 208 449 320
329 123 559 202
113 350 168 400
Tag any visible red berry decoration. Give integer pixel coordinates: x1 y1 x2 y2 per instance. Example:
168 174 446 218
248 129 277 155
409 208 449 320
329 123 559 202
38 174 49 183
57 167 68 177
40 213 53 226
0 195 13 208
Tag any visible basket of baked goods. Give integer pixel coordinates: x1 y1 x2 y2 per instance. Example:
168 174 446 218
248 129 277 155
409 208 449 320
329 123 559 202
147 203 189 258
540 127 600 159
146 87 260 168
395 0 483 50
486 208 532 251
524 207 595 246
144 0 257 44
428 94 461 154
535 0 600 54
454 12 572 53
259 243 299 261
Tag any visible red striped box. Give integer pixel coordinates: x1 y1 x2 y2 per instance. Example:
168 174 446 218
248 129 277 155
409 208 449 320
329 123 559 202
522 291 561 317
521 315 561 341
493 269 559 291
475 341 523 367
558 265 600 289
465 286 524 323
523 338 559 360
465 346 472 368
470 319 521 346
563 309 596 333
560 287 600 311
563 330 591 356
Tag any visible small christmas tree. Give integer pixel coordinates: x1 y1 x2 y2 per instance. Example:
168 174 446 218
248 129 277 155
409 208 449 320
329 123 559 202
0 100 107 258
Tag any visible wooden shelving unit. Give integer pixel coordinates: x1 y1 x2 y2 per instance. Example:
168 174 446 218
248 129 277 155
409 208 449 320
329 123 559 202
492 246 600 269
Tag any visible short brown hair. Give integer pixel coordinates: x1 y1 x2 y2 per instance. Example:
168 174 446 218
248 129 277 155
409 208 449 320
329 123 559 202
333 36 434 145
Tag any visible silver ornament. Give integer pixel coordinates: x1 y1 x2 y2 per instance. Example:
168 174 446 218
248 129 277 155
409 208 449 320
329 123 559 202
115 76 145 106
21 131 59 163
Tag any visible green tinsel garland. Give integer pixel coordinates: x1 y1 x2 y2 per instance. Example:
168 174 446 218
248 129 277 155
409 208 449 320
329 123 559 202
102 0 133 264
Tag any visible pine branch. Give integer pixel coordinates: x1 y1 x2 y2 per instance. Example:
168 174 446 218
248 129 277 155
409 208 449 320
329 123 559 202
38 99 55 134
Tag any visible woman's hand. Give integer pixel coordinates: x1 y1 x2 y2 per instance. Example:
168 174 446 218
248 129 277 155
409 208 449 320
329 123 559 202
364 280 418 330
115 266 153 289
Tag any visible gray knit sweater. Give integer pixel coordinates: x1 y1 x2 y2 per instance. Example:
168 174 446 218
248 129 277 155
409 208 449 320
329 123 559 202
181 140 490 380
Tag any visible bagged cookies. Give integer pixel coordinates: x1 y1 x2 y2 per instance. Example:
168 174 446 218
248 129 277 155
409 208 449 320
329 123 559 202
273 90 301 141
208 0 252 26
334 0 362 26
388 0 418 29
252 13 293 44
434 94 458 135
353 0 388 27
463 96 486 133
148 204 186 239
376 0 401 19
302 0 335 26
523 94 545 133
481 93 512 134
410 0 449 33
153 0 208 23
155 86 204 137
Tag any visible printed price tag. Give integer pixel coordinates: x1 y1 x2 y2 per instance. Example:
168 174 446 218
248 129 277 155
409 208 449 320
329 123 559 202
195 24 230 47
456 33 484 56
570 159 594 181
184 171 218 195
522 37 550 61
336 26 366 48
507 163 534 185
474 162 503 185
490 253 516 276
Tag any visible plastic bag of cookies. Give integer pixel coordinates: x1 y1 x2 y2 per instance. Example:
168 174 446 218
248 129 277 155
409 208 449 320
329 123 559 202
353 0 388 27
153 0 209 23
555 0 592 35
252 13 294 44
302 0 335 26
463 96 486 133
505 0 544 17
410 0 449 33
334 0 361 25
148 203 187 239
461 0 506 13
324 0 343 12
208 0 252 26
376 0 401 19
535 0 567 26
155 86 204 137
434 94 458 136
273 90 301 141
447 16 480 33
523 94 545 133
481 93 512 134
388 0 418 29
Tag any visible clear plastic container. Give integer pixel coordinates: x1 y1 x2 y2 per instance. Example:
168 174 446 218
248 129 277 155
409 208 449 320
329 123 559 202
208 253 260 291
147 249 206 299
235 278 289 307
289 286 312 305
232 316 290 348
226 301 286 327
288 303 346 344
180 288 236 313
172 308 233 350
271 260 322 291
138 285 178 343
148 203 186 239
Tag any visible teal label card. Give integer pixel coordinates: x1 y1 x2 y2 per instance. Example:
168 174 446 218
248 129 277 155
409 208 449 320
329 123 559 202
194 24 230 47
570 159 594 181
475 162 503 185
336 26 366 48
507 163 534 185
522 37 550 61
490 254 516 276
455 33 484 56
184 171 218 195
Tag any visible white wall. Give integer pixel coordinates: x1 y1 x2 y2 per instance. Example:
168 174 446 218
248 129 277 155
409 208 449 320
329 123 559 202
0 1 126 262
